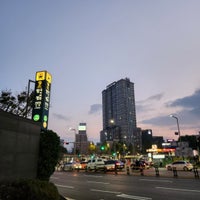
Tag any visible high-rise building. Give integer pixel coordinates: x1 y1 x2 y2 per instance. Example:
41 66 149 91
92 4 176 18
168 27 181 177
102 78 139 153
75 123 89 155
141 129 153 154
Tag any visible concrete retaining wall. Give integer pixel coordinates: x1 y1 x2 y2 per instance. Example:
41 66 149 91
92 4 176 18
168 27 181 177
0 110 41 182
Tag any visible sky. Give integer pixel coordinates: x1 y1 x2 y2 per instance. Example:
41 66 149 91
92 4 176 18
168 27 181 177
1 0 200 147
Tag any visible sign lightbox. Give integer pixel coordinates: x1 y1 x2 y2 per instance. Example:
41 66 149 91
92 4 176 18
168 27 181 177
32 71 52 130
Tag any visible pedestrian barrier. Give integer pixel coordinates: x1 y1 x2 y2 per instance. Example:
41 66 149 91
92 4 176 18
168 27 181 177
154 166 159 176
127 166 130 175
193 167 199 179
172 167 178 177
140 167 144 176
61 165 200 179
115 166 118 175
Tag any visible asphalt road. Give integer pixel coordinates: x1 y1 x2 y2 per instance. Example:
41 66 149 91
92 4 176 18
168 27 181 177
51 170 200 200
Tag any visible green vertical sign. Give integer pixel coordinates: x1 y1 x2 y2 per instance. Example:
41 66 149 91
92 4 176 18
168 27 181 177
32 71 52 130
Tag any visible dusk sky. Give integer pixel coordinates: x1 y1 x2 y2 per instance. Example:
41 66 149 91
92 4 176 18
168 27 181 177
1 1 200 146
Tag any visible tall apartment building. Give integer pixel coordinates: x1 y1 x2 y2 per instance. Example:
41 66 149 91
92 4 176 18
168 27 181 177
102 78 140 153
75 123 89 155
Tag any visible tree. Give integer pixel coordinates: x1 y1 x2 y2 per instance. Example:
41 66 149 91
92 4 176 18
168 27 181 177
0 89 34 118
180 135 198 150
59 145 68 157
37 130 60 181
88 142 96 154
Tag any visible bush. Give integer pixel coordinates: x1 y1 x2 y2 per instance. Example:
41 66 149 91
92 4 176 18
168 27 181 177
0 179 60 200
37 130 60 181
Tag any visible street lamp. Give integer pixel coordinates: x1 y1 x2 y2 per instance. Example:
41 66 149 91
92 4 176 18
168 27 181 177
170 114 181 142
109 119 115 125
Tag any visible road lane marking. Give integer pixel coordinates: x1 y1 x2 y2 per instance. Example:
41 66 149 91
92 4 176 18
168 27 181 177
156 187 200 193
140 178 173 183
84 175 103 178
117 194 152 200
87 181 110 184
90 189 121 194
55 184 74 189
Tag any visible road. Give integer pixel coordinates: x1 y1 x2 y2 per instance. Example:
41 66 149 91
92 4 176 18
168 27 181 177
51 171 200 200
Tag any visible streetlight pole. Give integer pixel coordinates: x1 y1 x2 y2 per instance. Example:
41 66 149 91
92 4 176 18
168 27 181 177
170 114 181 142
26 79 35 118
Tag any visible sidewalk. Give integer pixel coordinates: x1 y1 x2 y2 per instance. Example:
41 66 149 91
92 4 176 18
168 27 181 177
58 167 200 179
120 167 200 179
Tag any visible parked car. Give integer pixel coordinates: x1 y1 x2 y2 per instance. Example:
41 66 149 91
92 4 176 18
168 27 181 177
86 158 105 171
116 160 125 169
131 160 149 170
140 160 150 169
80 161 88 170
166 161 193 171
104 160 125 172
64 161 82 171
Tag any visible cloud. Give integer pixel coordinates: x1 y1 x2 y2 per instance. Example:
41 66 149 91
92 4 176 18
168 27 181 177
136 92 164 112
89 104 102 115
136 104 154 113
140 89 200 127
168 89 200 109
137 93 164 104
141 115 174 126
53 113 70 121
167 88 200 120
147 93 164 101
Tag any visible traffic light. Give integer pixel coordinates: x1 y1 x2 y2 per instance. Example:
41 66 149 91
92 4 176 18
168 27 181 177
64 142 69 145
112 152 116 156
101 146 105 151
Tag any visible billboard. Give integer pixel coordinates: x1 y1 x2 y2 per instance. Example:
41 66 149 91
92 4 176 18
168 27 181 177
78 123 87 131
32 71 52 130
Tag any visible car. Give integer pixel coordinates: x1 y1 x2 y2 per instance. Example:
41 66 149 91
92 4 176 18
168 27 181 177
116 160 125 169
104 160 125 172
80 161 88 170
166 161 193 171
139 160 150 169
86 158 105 171
131 160 149 170
64 161 82 171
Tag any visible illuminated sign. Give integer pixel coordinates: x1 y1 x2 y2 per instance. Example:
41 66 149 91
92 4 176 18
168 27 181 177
78 125 86 131
78 123 86 131
36 71 52 83
147 148 175 153
153 154 165 159
32 70 52 130
162 143 171 147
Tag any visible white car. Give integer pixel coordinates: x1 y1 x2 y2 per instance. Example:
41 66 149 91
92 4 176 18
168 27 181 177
64 161 82 171
86 158 105 171
166 161 193 171
104 160 125 171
